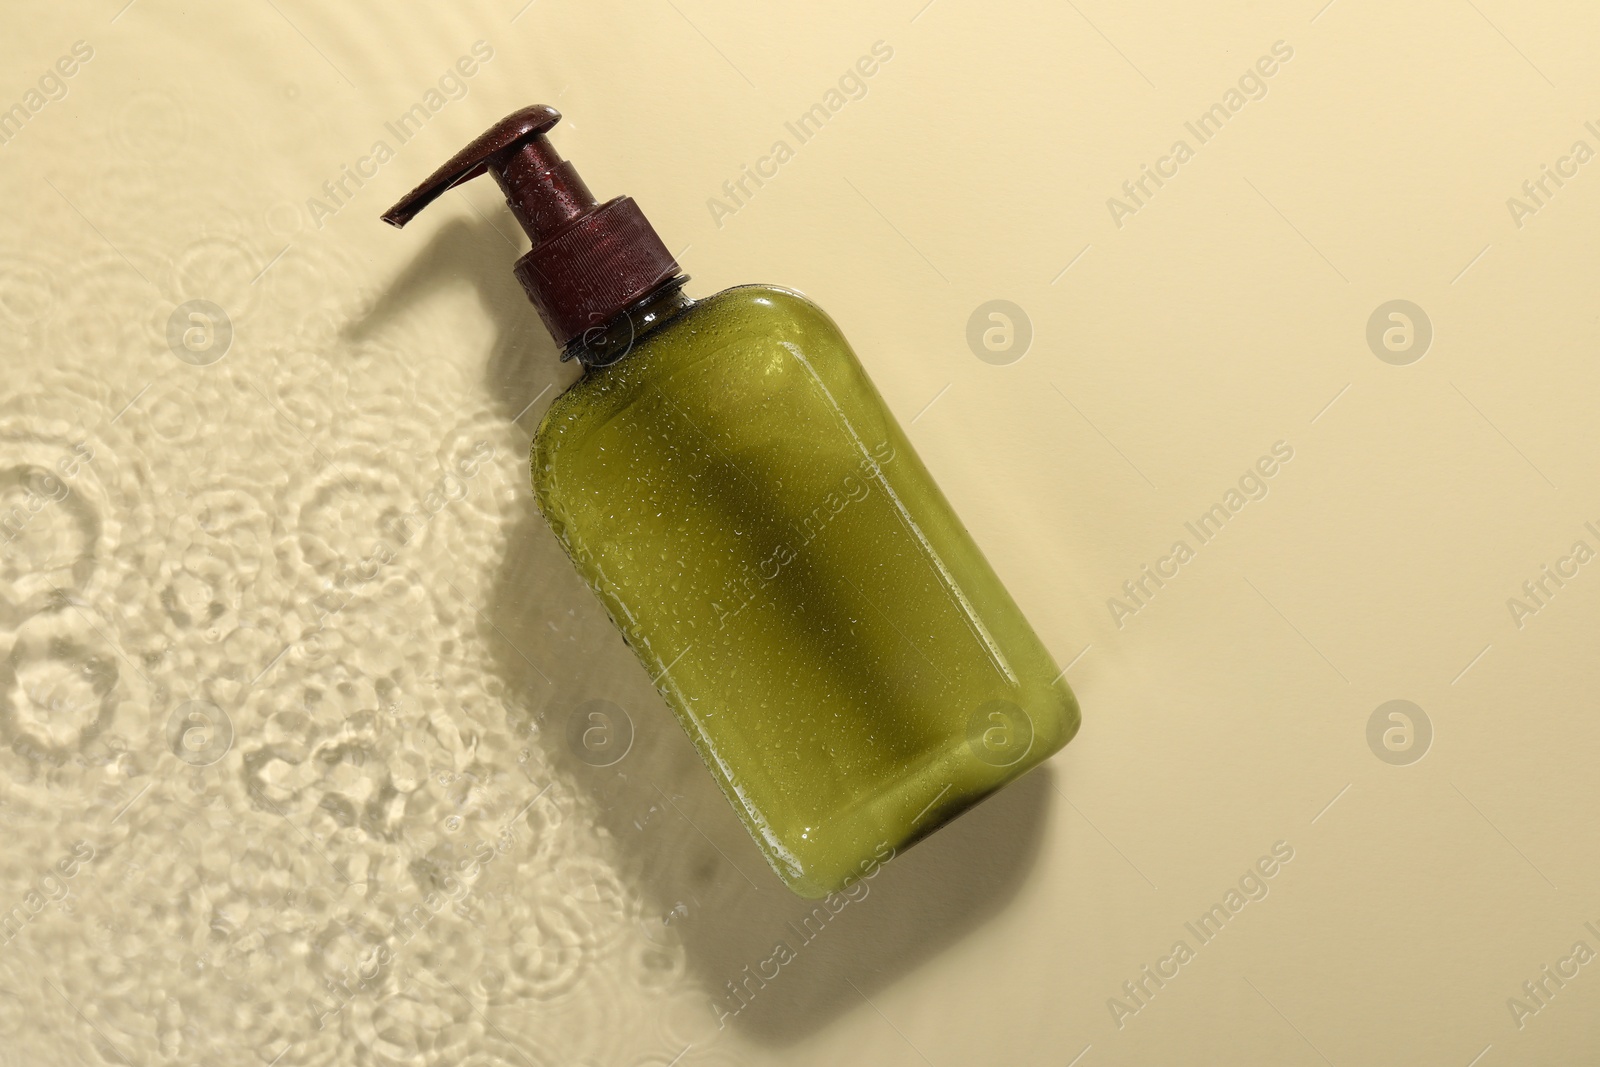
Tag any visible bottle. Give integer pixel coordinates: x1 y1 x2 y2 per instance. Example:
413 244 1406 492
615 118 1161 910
384 106 1080 898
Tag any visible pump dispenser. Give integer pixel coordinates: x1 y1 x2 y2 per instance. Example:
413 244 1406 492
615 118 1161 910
385 106 1080 898
383 104 682 357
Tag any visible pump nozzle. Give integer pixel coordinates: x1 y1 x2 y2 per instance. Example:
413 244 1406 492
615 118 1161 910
382 104 682 348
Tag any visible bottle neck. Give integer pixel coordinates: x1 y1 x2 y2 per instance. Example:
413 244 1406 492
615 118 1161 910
563 276 693 370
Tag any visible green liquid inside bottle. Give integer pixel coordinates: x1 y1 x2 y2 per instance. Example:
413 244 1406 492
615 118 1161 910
533 284 1079 897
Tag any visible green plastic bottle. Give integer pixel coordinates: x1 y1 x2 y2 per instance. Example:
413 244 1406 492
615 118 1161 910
385 106 1079 897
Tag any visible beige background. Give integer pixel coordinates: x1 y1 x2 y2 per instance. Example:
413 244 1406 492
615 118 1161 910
2 1 1597 1064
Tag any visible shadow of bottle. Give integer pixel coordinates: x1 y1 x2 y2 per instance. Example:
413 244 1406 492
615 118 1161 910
352 215 1057 1046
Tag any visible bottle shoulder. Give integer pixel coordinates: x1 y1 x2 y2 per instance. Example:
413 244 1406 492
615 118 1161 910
541 284 850 413
652 283 848 352
696 282 832 323
531 282 870 498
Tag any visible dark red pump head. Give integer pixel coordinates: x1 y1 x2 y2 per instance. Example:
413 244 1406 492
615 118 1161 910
382 105 682 349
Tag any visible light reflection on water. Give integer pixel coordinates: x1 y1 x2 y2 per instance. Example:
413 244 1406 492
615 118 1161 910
0 9 710 1061
0 6 1050 1064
